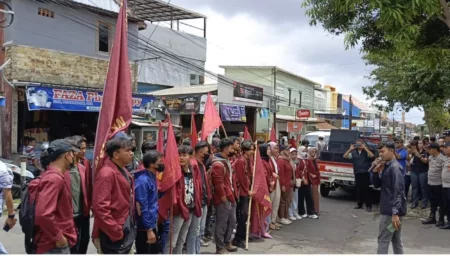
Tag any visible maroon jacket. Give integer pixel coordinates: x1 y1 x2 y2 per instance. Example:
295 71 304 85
82 157 92 208
305 159 321 185
92 159 134 242
262 160 274 192
35 167 77 254
232 155 253 197
64 163 90 217
211 156 236 205
173 164 202 220
191 159 212 205
276 157 294 189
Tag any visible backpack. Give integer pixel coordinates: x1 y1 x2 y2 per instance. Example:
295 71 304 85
19 177 41 254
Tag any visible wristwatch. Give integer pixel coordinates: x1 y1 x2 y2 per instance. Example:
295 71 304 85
7 214 15 219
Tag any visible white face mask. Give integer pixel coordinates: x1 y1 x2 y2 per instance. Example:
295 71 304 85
301 152 307 158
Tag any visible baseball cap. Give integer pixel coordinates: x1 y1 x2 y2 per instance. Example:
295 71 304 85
289 148 298 153
428 143 440 150
279 145 288 152
48 139 80 157
444 142 450 147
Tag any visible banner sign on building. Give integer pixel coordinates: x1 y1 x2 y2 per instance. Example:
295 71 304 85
162 95 200 115
26 85 155 115
287 122 303 133
296 109 311 118
233 82 263 104
220 104 246 122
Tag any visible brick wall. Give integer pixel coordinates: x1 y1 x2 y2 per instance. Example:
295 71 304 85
5 45 137 89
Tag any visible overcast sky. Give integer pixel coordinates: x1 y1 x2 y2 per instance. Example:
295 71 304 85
166 0 424 124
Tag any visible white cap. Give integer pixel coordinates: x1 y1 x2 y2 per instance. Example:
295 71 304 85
289 148 297 153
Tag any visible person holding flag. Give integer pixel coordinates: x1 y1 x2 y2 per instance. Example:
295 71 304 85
232 140 255 249
211 138 238 254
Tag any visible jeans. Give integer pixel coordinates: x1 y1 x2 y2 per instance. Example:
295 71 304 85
204 204 214 238
289 188 299 217
158 219 170 253
404 175 411 200
214 201 237 251
377 215 403 254
411 172 428 207
0 242 7 254
164 214 193 254
195 205 208 253
234 196 249 244
186 212 201 254
71 215 90 254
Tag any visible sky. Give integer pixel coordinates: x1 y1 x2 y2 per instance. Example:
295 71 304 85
164 0 425 125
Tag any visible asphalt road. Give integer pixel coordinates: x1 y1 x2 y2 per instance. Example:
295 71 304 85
1 188 449 254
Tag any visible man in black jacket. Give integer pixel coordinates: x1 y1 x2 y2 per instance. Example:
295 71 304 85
372 142 407 254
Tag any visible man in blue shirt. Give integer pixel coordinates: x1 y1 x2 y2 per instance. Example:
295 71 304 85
394 138 408 175
134 150 165 254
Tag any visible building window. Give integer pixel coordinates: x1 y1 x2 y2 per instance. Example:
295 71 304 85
299 92 302 107
38 8 54 18
97 21 111 53
288 89 292 106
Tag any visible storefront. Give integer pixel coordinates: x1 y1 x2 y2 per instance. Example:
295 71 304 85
18 83 155 152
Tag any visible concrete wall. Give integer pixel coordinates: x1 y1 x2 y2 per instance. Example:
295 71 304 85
7 0 139 60
137 23 207 86
5 45 138 89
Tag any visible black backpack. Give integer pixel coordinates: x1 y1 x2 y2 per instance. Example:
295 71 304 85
19 177 41 254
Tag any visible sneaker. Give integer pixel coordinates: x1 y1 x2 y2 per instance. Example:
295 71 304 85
226 244 238 252
289 216 297 221
308 214 319 219
216 248 228 254
201 239 209 247
233 228 236 234
286 219 293 224
301 214 308 218
295 214 302 220
278 218 291 225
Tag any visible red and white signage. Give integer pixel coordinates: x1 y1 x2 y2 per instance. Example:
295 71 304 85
296 109 311 118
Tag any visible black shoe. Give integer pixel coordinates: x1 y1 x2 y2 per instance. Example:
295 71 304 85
232 240 246 249
366 206 372 212
354 205 363 209
421 205 428 209
422 216 437 225
436 220 445 227
439 224 450 230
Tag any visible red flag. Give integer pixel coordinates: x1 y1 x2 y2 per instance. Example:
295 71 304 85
270 123 277 142
157 122 164 153
158 118 182 219
201 94 222 141
250 145 272 234
93 0 132 175
244 126 251 140
191 113 198 148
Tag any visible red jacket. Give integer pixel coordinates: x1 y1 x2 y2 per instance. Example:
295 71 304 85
173 164 202 220
35 167 77 254
191 159 212 205
64 163 90 217
92 159 134 242
262 160 274 192
276 157 294 189
232 156 253 197
211 156 236 205
82 157 92 208
305 159 321 185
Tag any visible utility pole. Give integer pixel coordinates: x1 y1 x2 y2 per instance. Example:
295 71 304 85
273 67 277 142
348 95 353 130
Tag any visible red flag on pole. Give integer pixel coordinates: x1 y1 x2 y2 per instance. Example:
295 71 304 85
93 0 132 175
244 126 251 140
191 113 198 148
270 123 277 142
250 145 272 234
201 94 222 141
157 122 164 153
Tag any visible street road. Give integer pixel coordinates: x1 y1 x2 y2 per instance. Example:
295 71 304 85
1 189 448 254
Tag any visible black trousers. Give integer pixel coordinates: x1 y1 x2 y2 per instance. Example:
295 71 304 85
355 172 372 207
136 230 160 254
298 184 314 216
428 184 444 220
70 215 90 254
204 204 214 238
234 196 249 243
443 188 450 221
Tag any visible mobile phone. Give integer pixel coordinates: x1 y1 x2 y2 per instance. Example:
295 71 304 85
3 223 10 232
387 223 396 233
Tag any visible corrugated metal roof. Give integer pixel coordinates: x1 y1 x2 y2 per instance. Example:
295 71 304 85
148 84 218 96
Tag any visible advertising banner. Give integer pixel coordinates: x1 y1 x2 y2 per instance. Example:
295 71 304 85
162 95 200 115
233 82 263 104
220 104 246 122
26 85 155 115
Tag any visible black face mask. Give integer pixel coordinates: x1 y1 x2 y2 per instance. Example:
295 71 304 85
157 164 165 172
132 147 137 152
228 152 235 157
203 153 210 162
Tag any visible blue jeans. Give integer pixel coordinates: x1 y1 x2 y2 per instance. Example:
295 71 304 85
411 172 428 207
186 212 201 254
0 242 7 254
289 188 299 217
195 205 208 253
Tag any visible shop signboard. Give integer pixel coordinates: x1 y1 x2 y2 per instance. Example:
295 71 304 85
287 122 303 133
162 95 200 114
296 109 311 118
220 104 246 122
233 82 263 104
26 85 155 115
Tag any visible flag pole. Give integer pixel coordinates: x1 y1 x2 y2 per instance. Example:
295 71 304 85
221 124 228 138
169 188 174 254
245 141 258 250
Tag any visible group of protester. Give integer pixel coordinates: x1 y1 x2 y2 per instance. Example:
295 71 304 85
0 131 326 255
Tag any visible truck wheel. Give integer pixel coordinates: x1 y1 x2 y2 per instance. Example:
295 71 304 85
320 184 330 197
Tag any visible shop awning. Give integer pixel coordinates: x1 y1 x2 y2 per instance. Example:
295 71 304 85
148 84 218 97
316 122 337 130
